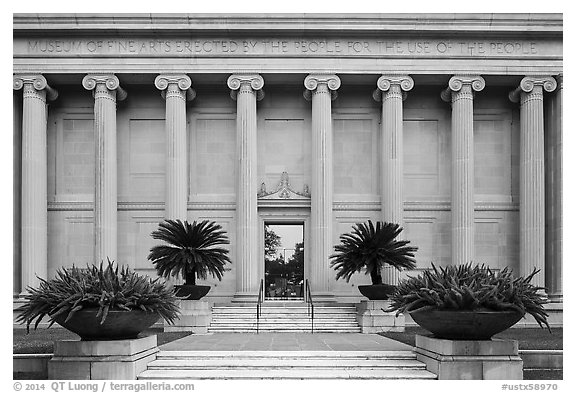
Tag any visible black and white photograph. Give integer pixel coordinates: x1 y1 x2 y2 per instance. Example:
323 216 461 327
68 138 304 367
8 2 566 389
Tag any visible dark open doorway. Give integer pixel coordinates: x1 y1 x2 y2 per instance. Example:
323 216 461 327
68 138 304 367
264 223 304 301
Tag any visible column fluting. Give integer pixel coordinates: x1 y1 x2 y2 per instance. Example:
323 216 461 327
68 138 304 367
305 74 340 301
82 74 127 264
509 76 557 290
441 75 485 266
13 75 58 292
546 74 563 302
228 74 264 302
155 74 195 220
374 75 414 285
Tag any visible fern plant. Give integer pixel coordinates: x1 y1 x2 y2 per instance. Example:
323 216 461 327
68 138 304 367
15 260 181 332
330 220 417 285
148 219 231 285
387 262 550 330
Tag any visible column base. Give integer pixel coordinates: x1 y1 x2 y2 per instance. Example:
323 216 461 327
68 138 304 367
414 334 523 380
232 292 259 303
356 300 405 333
164 300 211 334
310 292 336 303
48 335 158 380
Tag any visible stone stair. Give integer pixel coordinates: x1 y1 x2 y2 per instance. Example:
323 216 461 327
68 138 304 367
138 350 437 380
208 303 361 333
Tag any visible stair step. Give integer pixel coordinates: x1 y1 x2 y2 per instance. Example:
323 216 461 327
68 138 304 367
208 330 362 333
156 350 416 358
148 359 425 368
212 318 356 325
138 368 436 379
212 307 357 311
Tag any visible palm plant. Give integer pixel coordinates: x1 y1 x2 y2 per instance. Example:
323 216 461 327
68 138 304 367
330 220 417 285
148 219 231 285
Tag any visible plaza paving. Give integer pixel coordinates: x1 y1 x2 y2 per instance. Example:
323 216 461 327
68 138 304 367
160 332 413 352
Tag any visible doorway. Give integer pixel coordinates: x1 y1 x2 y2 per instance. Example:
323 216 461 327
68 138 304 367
264 223 304 301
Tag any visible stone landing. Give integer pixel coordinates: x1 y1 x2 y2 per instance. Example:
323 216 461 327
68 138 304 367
138 333 436 379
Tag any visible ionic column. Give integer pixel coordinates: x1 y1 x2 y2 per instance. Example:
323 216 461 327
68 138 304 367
228 74 264 302
509 76 557 291
154 74 196 220
82 75 127 264
13 75 58 291
13 90 22 297
304 74 340 301
373 75 414 285
545 74 562 302
441 75 485 266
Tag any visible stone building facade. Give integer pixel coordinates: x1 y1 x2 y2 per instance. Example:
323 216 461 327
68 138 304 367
13 14 562 311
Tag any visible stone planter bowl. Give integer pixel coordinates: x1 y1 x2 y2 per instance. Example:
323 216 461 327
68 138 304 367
53 309 160 341
409 309 524 340
358 284 396 300
174 284 211 300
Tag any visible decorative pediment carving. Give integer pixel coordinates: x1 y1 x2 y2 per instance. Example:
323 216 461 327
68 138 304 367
258 172 310 200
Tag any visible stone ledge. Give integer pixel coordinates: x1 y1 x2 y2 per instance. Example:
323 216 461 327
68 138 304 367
520 350 563 369
49 335 158 380
415 334 519 356
54 335 157 357
13 354 51 375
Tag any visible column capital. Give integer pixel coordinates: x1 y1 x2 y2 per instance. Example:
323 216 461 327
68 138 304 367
227 74 264 101
556 73 563 89
154 74 196 101
509 76 557 103
441 75 485 102
373 75 413 102
82 74 127 101
304 74 341 101
13 74 58 101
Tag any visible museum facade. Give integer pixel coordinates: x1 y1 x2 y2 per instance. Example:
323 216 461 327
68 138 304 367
13 14 562 309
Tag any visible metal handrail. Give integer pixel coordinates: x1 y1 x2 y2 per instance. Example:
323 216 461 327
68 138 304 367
256 278 264 334
305 279 314 334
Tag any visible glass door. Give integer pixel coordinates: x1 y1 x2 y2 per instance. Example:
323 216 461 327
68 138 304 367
264 223 304 301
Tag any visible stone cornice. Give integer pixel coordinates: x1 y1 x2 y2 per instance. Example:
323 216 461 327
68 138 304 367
13 14 563 37
227 74 264 101
154 74 196 101
13 74 58 101
509 75 557 103
441 75 485 102
82 74 127 101
304 74 340 101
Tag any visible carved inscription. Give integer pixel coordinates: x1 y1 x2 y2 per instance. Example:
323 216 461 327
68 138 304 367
21 38 547 57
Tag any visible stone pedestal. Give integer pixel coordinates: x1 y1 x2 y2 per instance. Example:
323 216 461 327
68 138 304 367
414 334 523 380
48 335 158 380
356 300 405 333
164 300 212 334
